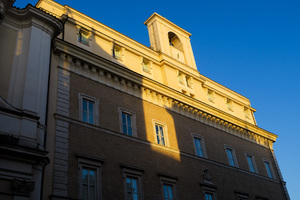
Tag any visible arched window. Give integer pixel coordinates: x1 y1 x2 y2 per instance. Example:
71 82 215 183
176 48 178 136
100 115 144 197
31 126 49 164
168 32 183 51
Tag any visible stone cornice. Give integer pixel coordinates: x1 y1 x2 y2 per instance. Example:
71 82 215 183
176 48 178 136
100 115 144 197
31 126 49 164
6 4 63 37
144 12 192 37
54 113 281 183
52 39 278 149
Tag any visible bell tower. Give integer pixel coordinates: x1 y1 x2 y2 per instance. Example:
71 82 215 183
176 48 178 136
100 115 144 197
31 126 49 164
144 13 197 70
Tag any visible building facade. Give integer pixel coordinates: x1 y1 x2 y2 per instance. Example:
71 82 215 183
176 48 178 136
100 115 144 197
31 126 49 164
0 0 289 199
0 2 62 200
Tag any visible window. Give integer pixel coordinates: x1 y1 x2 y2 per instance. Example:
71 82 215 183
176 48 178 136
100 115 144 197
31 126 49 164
78 28 90 45
244 107 250 119
226 99 233 111
225 145 238 167
79 93 99 125
201 183 217 200
118 108 137 137
192 134 207 158
142 58 151 73
122 167 143 200
163 184 175 200
264 160 273 178
126 177 140 200
122 112 133 136
207 89 215 103
82 167 96 200
156 124 165 146
153 120 169 146
113 45 123 60
78 157 102 200
83 99 94 124
178 72 184 84
246 154 257 173
205 192 214 200
185 76 192 88
160 176 177 200
194 137 204 157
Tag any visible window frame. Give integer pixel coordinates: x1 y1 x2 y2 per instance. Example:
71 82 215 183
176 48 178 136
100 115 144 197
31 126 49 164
192 133 207 158
207 89 215 103
118 107 137 137
79 93 99 125
204 192 215 200
159 176 177 200
226 98 234 112
123 167 144 200
185 75 192 88
77 26 91 46
224 145 239 167
236 192 249 200
263 159 275 178
152 120 169 147
244 107 250 119
245 153 258 173
201 186 217 200
178 72 184 85
78 158 102 200
141 57 152 74
113 44 124 61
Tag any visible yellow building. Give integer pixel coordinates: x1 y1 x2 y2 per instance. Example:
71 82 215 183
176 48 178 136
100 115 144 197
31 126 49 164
0 0 289 199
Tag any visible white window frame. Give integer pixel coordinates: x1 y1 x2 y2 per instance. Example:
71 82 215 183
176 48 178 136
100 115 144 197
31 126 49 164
244 107 250 119
141 57 152 74
245 153 258 173
79 93 99 125
224 145 239 167
118 107 137 137
76 26 91 46
185 75 192 88
152 119 169 147
226 98 234 112
159 176 177 200
207 89 215 103
192 133 207 158
263 159 275 178
177 71 184 85
113 44 124 61
202 186 217 200
78 158 102 200
123 168 143 200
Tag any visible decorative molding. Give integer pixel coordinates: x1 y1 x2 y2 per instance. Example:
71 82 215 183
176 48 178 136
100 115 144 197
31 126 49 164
203 168 212 184
52 68 70 197
11 179 35 195
53 41 277 149
54 113 282 184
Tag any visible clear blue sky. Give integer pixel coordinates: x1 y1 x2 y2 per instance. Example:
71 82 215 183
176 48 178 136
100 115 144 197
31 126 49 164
14 1 300 199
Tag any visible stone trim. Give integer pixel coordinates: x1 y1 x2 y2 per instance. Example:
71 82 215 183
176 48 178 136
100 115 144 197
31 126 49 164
52 68 70 197
55 50 275 149
54 113 282 184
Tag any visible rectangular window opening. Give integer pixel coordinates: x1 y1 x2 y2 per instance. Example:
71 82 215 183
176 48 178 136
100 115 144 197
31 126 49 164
163 184 174 200
264 161 273 178
142 59 150 73
82 98 94 124
227 148 235 167
78 29 89 45
122 112 133 136
205 192 214 200
246 155 256 173
194 137 204 157
155 124 165 146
